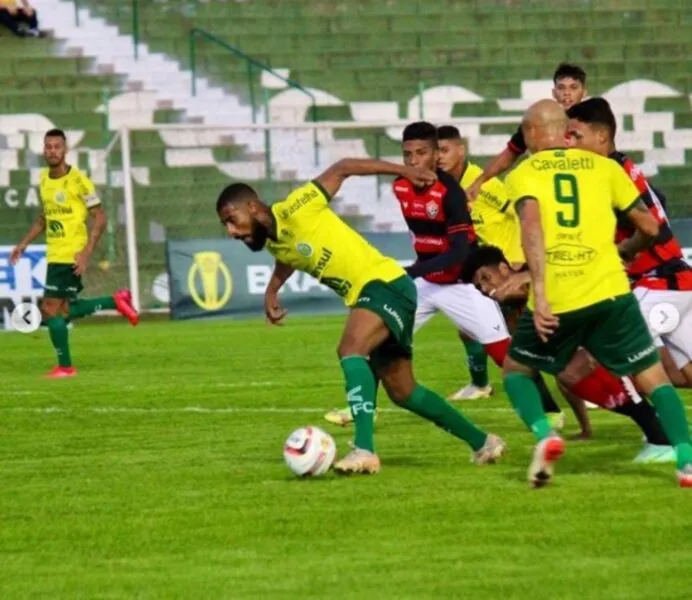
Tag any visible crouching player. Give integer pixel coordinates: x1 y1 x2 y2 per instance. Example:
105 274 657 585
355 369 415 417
462 245 675 463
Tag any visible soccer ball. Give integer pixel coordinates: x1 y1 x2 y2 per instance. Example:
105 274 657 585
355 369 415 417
283 426 337 477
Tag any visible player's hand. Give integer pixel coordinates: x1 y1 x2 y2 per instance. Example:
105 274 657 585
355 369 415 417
465 179 482 203
533 296 559 343
264 291 287 326
402 166 437 188
73 250 91 276
490 272 529 303
9 245 25 265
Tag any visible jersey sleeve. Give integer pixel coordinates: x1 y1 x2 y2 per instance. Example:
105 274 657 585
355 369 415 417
444 178 473 234
271 181 329 222
507 127 527 155
77 171 101 208
610 161 642 213
481 176 511 214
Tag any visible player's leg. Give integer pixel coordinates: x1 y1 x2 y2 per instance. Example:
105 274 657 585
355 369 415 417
41 264 80 377
375 356 505 464
504 309 581 486
449 332 492 400
558 349 673 462
323 278 436 427
439 284 564 420
69 289 138 325
585 293 692 486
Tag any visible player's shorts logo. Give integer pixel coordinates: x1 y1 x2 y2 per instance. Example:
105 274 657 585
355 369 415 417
425 200 439 219
187 251 232 311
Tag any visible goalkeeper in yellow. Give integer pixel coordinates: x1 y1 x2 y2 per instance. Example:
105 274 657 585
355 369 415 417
10 128 139 378
215 158 506 474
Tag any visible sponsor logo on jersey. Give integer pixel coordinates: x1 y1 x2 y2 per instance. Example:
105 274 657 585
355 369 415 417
297 242 313 257
425 200 439 219
55 192 66 203
546 244 596 267
187 251 232 311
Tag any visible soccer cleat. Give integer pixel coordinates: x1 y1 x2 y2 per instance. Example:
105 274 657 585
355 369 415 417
677 465 692 488
333 447 381 475
584 401 599 410
324 407 378 427
45 366 77 379
113 289 139 326
548 411 566 431
473 433 507 465
448 384 493 401
528 436 565 488
632 444 676 464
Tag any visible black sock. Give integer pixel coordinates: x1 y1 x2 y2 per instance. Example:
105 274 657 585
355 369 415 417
614 401 669 445
534 373 561 414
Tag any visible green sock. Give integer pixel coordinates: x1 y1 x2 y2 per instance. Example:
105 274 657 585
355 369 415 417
504 372 552 441
401 384 487 451
649 384 692 469
341 356 377 453
46 317 72 368
68 296 116 319
464 338 489 387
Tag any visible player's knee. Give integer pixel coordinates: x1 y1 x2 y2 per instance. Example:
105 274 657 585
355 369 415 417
378 363 415 404
40 298 66 319
336 335 365 359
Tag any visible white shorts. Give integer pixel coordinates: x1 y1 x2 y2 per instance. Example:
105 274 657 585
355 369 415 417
414 278 509 344
634 287 692 369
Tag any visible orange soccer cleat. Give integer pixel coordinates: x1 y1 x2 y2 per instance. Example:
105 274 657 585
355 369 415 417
113 289 139 326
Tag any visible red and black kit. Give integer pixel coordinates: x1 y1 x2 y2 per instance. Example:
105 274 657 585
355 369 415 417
611 151 692 291
392 169 476 284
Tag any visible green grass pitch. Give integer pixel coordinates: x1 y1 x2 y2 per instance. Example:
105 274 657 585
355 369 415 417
1 315 691 599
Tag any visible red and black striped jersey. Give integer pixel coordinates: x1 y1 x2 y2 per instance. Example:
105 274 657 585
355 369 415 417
611 151 692 291
392 169 475 284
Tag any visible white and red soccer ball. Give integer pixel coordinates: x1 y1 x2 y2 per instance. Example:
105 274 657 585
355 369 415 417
283 426 336 476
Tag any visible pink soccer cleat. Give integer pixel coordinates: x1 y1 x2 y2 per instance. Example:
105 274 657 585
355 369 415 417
113 289 139 326
45 366 78 379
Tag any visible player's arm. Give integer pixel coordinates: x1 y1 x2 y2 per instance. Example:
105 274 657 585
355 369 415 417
84 205 107 255
515 197 546 297
264 261 294 325
405 183 472 279
73 174 104 274
267 261 295 295
615 191 660 261
314 158 436 199
466 130 524 199
10 212 46 264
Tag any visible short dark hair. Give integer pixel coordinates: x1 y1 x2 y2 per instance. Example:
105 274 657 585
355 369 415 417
437 125 462 141
45 128 66 140
216 182 257 213
566 97 617 141
553 63 587 86
461 245 509 284
402 121 438 144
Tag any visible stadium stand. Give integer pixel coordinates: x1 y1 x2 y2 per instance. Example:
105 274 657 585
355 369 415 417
2 0 692 307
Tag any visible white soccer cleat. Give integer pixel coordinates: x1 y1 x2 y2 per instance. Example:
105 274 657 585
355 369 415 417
449 384 494 401
473 433 507 465
632 444 676 464
333 447 381 475
528 436 565 488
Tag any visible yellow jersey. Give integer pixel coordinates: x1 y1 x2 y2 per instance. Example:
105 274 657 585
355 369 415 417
39 166 100 264
460 162 523 263
504 148 640 314
266 181 405 306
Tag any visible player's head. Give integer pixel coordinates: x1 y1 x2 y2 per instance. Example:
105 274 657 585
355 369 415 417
552 63 587 109
216 183 271 251
43 128 67 168
436 125 467 175
566 97 616 157
402 121 438 172
522 99 567 153
461 245 513 297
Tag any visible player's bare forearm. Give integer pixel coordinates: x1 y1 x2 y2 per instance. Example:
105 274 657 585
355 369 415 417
315 158 432 198
471 148 517 187
267 261 295 294
85 205 107 254
516 197 546 295
618 230 655 262
18 214 46 249
622 199 660 249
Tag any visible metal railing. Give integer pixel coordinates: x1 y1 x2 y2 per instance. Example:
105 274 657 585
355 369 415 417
189 27 319 166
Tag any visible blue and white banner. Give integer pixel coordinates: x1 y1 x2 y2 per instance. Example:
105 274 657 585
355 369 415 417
0 244 47 330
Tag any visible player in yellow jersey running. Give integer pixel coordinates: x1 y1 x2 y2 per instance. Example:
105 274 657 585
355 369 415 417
502 100 692 488
215 158 506 474
10 129 139 378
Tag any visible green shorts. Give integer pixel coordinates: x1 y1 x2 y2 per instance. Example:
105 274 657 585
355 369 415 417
43 263 83 300
353 275 417 369
509 293 658 376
